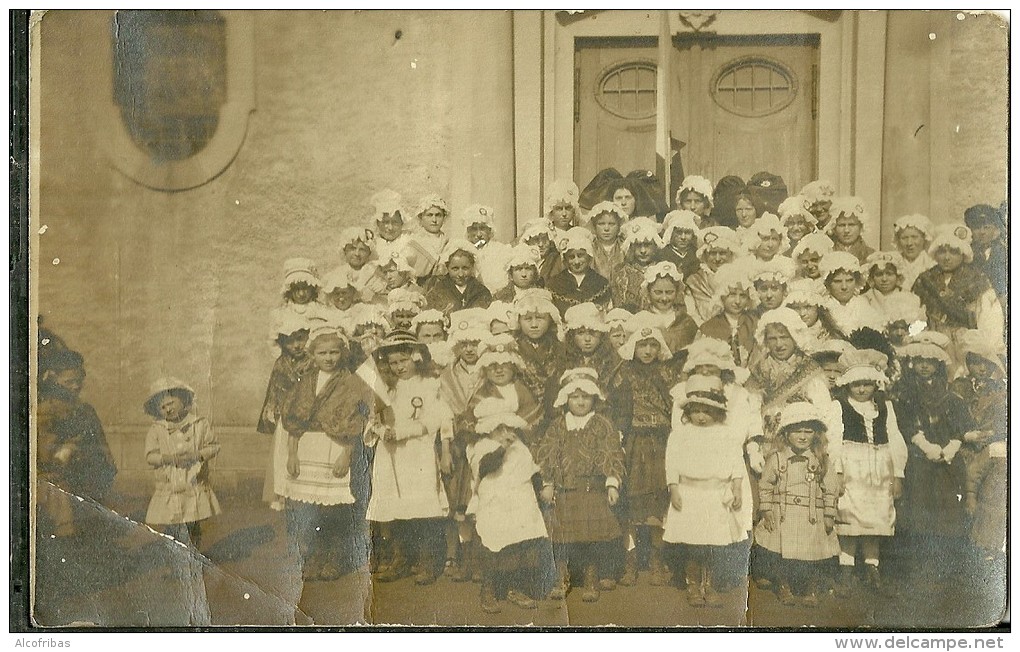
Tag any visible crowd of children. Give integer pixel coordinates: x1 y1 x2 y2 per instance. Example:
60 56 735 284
36 173 1006 617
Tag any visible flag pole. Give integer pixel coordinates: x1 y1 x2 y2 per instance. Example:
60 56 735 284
656 10 672 211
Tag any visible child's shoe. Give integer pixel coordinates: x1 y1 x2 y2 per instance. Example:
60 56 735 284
619 550 638 586
685 581 705 607
863 564 894 596
777 583 798 606
702 571 723 608
548 561 569 600
800 592 819 608
480 583 501 614
649 549 670 587
832 565 856 598
581 565 600 603
599 578 617 591
506 589 538 610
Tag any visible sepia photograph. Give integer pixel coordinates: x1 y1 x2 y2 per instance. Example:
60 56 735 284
19 8 1009 630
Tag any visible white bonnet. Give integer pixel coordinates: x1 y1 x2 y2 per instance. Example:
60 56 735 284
564 302 609 333
282 257 320 290
477 332 525 369
783 278 829 309
387 287 427 314
836 348 889 389
929 224 974 263
545 179 581 214
438 239 481 269
819 251 861 279
411 309 448 330
553 367 605 407
503 243 541 272
697 226 741 259
863 251 902 275
487 301 516 331
778 196 816 225
676 175 714 205
777 402 828 433
605 308 635 330
617 323 672 362
588 200 629 224
339 226 376 251
448 307 491 346
792 232 834 259
661 209 702 244
750 212 787 239
558 226 596 257
675 374 727 411
379 250 415 274
642 260 684 289
956 329 1006 375
415 194 449 218
519 218 556 245
510 289 563 332
712 262 755 295
750 257 796 286
893 214 934 241
348 304 389 332
462 204 495 228
827 196 869 232
799 180 836 206
370 189 406 219
754 307 811 351
622 216 665 249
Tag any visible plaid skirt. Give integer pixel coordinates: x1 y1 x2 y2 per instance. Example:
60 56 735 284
624 427 669 524
546 488 621 544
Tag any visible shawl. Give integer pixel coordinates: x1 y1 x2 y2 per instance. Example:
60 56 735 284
536 412 626 489
258 352 314 434
547 268 611 315
282 369 374 442
425 275 493 314
912 263 993 330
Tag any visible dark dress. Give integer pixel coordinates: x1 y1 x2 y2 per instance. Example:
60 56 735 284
547 269 611 316
37 392 117 504
514 331 567 426
258 352 314 435
536 413 626 543
609 360 678 525
657 245 700 280
610 262 651 313
893 375 974 539
424 275 492 314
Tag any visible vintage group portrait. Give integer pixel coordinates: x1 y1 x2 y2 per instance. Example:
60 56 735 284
22 9 1009 629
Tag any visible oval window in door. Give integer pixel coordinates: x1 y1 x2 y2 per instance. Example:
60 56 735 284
596 61 657 120
712 57 798 118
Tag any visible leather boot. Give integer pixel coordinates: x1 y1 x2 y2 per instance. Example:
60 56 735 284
685 562 704 606
833 564 855 599
702 567 723 608
548 560 569 600
649 528 670 586
376 540 409 583
451 538 474 582
619 549 639 586
480 580 501 614
581 564 600 602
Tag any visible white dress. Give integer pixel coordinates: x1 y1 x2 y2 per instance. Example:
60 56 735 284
468 437 548 553
366 376 454 522
662 419 747 546
835 399 908 536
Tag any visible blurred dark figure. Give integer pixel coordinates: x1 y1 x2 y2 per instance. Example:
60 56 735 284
37 347 118 538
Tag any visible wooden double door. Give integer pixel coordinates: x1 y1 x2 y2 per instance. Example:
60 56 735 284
575 33 819 200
